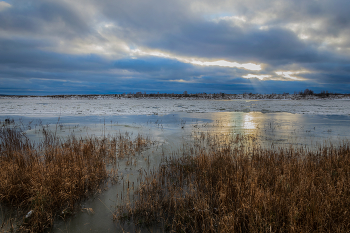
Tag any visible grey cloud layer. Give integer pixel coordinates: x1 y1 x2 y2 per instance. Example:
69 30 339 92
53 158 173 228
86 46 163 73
0 0 349 95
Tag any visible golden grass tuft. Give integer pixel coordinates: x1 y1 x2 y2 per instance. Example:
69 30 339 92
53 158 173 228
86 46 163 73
0 123 150 232
117 133 350 232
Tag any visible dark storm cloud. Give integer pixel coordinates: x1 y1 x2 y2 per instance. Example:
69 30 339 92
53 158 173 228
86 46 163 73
113 56 253 84
97 0 350 72
99 0 191 33
145 21 323 64
0 38 111 72
114 57 192 73
263 0 350 41
0 0 92 39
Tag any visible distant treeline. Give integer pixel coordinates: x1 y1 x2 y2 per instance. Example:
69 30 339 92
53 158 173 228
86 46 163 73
1 89 349 99
294 89 334 97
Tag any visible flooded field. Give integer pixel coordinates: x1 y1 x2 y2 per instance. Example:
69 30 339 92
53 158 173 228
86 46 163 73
1 111 350 232
2 111 349 148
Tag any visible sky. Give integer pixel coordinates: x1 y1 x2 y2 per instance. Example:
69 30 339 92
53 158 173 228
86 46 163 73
0 0 350 95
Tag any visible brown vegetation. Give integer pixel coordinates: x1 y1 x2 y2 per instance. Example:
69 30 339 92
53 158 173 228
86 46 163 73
0 123 150 232
117 133 350 232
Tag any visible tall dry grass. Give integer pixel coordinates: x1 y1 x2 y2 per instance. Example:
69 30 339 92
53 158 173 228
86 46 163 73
117 133 350 232
0 123 150 232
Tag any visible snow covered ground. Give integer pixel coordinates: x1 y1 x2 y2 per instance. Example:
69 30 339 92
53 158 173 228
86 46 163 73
1 97 350 116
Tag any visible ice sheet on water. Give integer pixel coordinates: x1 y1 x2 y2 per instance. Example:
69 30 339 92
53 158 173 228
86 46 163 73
1 97 350 116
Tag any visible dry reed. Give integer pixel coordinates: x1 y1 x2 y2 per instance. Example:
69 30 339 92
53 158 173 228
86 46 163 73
117 133 350 232
0 122 150 232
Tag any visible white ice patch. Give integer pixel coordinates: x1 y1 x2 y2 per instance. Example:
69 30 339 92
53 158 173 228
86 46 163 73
1 97 350 117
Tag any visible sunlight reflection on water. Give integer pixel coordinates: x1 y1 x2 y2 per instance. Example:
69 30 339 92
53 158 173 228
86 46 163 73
1 112 350 232
244 113 256 130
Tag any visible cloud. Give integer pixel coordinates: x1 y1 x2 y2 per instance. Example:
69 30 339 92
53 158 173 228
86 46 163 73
0 1 87 37
275 71 308 81
1 0 350 95
144 21 328 66
0 38 112 72
242 74 271 80
114 57 192 74
0 1 11 11
130 48 262 70
190 60 261 71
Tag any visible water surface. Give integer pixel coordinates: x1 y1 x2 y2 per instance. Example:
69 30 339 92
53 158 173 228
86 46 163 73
1 112 349 232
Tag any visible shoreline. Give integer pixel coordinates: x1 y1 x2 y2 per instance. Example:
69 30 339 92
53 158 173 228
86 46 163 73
1 93 350 100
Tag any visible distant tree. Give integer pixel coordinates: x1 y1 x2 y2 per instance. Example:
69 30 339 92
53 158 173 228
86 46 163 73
320 90 329 97
303 89 314 96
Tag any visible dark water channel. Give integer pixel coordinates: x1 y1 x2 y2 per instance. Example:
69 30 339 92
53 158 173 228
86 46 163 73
1 112 350 232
